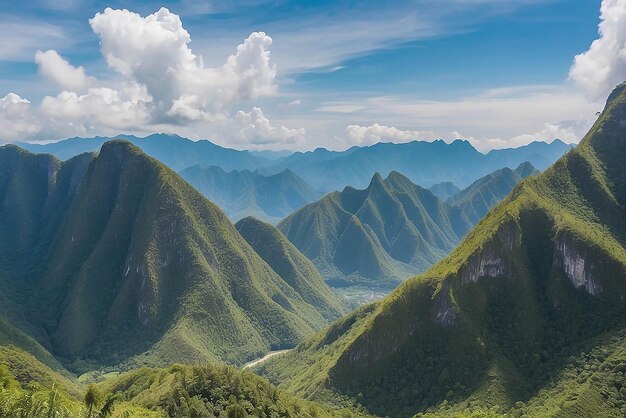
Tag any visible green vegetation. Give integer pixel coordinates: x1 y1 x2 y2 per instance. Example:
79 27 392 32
260 83 626 417
0 140 341 373
0 346 359 418
235 217 347 321
278 171 473 288
448 161 539 223
180 165 320 224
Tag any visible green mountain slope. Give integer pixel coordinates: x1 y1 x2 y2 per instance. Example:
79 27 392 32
235 217 347 321
0 141 341 372
448 161 540 223
260 84 626 417
278 172 473 289
180 165 320 224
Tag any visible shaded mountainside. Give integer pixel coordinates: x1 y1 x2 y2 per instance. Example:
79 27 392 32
260 84 626 417
0 141 342 372
181 165 320 224
429 182 461 201
448 161 540 223
18 133 272 172
278 171 473 289
272 138 570 192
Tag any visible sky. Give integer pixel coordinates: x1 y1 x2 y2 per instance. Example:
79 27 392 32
0 0 624 151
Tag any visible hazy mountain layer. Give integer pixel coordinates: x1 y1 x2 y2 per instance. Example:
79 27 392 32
448 161 540 223
180 165 320 224
273 139 570 192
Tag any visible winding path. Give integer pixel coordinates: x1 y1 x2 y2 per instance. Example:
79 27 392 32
242 349 291 369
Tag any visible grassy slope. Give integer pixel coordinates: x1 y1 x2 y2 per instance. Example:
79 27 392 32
278 172 472 288
448 161 540 224
0 141 339 373
235 217 347 322
261 84 626 417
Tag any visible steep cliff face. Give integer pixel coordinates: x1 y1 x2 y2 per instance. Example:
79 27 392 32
261 84 626 417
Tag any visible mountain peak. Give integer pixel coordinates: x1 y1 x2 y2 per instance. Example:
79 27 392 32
605 81 626 110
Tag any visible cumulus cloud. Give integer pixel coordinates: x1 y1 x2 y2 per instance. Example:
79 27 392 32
0 7 291 146
35 50 95 91
39 86 151 135
569 0 626 99
89 7 276 123
231 107 306 147
0 93 40 141
343 123 433 146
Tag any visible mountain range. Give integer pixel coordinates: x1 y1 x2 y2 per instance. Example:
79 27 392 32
17 134 570 194
17 133 273 172
279 163 538 290
180 165 320 224
271 138 570 192
0 141 345 374
258 83 626 417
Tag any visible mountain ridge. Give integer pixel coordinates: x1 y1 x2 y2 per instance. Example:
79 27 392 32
259 84 626 417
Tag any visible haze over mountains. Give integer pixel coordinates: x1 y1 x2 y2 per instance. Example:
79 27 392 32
259 83 626 418
17 134 571 193
180 165 320 224
0 141 345 373
279 164 538 290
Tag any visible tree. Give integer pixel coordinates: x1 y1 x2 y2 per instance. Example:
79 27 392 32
84 385 102 418
226 403 247 418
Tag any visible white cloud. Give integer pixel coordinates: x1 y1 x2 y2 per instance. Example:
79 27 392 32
0 94 40 141
231 107 306 148
343 123 434 146
569 0 626 99
35 50 95 91
39 86 151 135
89 7 276 123
0 7 292 146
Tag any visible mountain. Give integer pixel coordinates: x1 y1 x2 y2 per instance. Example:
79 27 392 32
235 217 347 321
271 139 570 192
448 161 540 223
259 84 626 417
17 133 271 171
429 181 461 200
0 141 343 372
278 171 473 289
17 135 571 196
180 165 321 224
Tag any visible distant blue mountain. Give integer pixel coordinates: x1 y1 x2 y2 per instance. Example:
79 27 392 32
269 139 572 192
179 165 320 224
17 133 273 172
16 135 572 194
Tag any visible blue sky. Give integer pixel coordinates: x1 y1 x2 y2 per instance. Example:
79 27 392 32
0 0 623 151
